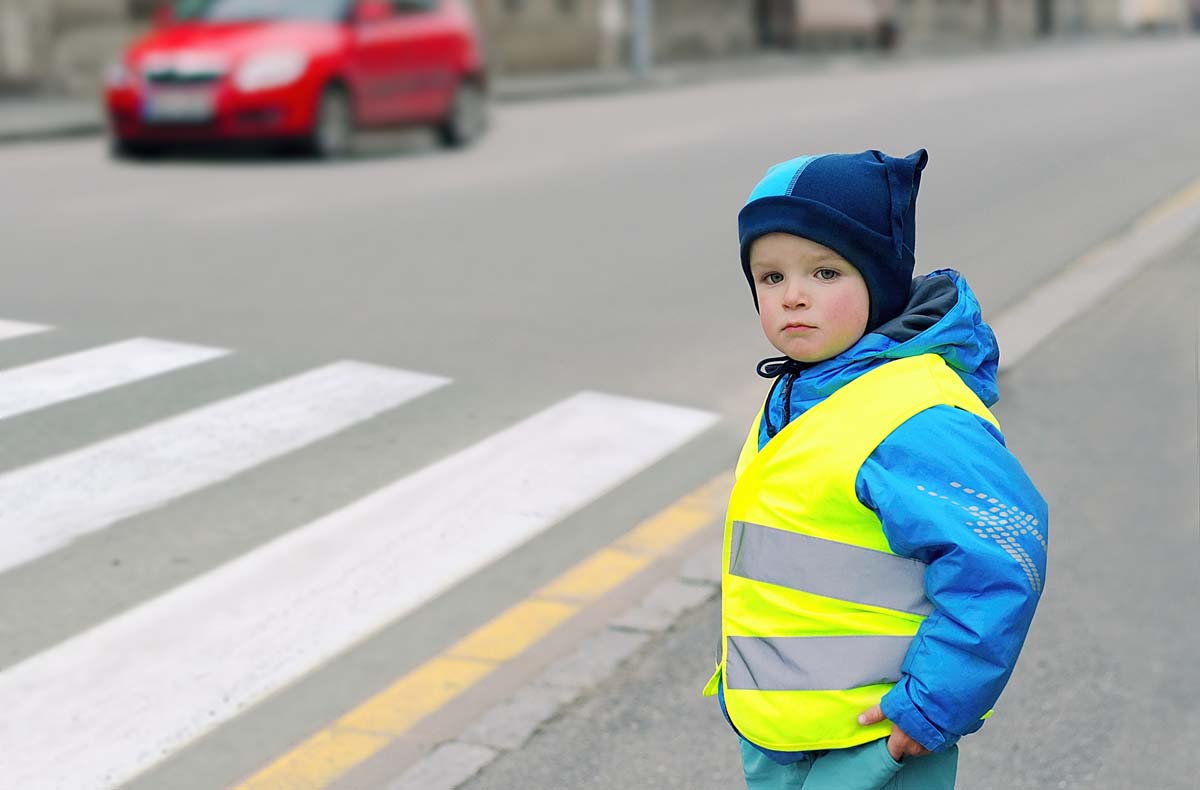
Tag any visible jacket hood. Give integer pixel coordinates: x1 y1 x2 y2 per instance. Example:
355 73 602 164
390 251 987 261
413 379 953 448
765 269 999 409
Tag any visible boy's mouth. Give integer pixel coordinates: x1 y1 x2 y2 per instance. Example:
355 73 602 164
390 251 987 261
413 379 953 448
783 322 817 331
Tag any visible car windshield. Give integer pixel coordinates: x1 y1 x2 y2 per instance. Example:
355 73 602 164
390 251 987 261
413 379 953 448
175 0 350 22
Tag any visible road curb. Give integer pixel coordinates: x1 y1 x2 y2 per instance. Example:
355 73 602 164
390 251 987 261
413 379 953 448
384 537 722 790
0 120 106 145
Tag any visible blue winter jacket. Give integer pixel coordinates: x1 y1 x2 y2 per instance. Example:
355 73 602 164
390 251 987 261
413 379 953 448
721 269 1048 760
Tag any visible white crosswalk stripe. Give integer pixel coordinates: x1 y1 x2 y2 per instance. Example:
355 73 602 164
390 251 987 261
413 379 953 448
0 360 449 575
0 318 50 341
0 392 716 789
0 337 228 421
0 317 719 789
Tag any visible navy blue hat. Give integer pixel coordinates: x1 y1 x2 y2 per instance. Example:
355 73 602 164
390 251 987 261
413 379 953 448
738 149 929 331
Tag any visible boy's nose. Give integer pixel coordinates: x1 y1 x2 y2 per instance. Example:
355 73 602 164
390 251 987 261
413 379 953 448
783 286 809 308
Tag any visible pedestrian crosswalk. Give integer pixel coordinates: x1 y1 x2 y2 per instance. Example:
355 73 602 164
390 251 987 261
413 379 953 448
0 360 449 576
0 338 227 421
0 318 718 789
0 318 49 341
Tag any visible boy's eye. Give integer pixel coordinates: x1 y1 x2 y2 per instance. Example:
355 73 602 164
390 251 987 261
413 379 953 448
815 269 840 281
762 272 784 285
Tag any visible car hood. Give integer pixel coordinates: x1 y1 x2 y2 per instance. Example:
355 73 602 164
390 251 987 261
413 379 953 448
127 21 343 69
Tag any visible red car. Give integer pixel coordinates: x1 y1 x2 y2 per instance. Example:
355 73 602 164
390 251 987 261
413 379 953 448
105 0 488 157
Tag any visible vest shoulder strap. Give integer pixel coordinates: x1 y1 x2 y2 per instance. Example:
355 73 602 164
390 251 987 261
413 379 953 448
738 354 999 487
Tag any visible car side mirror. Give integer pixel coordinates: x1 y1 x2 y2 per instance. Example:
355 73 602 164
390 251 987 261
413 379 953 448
353 0 393 24
152 2 175 28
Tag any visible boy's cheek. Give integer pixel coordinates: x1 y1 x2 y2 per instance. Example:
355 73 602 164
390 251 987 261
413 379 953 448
758 306 778 337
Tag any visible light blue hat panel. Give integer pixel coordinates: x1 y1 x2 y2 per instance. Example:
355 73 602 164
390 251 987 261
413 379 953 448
746 154 824 204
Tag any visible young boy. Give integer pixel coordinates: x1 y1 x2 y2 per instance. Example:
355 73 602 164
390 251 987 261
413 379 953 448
703 149 1048 790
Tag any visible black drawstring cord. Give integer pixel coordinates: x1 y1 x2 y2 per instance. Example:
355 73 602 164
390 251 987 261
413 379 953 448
761 374 783 439
782 372 795 426
757 356 806 440
756 355 807 379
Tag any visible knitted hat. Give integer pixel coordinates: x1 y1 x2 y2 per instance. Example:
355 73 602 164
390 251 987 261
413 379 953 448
738 148 929 331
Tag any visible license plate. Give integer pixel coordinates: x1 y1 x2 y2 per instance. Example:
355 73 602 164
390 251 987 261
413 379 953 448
142 89 215 123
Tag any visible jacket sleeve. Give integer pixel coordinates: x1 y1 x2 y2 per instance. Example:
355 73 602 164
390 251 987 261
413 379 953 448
855 405 1048 752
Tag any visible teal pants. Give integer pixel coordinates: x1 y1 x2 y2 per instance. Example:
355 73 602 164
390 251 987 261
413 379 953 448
739 737 958 790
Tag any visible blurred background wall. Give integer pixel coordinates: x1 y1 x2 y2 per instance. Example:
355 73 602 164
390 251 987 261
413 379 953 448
0 0 1196 96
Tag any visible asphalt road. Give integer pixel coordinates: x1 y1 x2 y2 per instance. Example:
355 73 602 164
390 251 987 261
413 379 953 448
0 35 1198 790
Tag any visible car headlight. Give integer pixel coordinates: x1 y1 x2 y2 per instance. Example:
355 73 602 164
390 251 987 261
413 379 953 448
105 60 132 87
234 50 309 92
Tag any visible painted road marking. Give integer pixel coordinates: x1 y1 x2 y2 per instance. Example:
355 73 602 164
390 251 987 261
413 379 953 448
0 392 717 790
236 472 730 790
994 174 1200 371
0 361 448 576
0 318 50 341
0 337 228 421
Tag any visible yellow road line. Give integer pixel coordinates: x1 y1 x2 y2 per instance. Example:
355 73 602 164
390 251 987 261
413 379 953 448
1137 174 1200 229
235 471 729 790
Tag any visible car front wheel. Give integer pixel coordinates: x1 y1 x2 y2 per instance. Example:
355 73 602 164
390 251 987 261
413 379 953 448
437 79 487 148
308 85 353 159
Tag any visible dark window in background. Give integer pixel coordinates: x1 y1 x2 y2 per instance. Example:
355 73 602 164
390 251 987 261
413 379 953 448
165 0 350 22
393 0 438 12
127 0 161 19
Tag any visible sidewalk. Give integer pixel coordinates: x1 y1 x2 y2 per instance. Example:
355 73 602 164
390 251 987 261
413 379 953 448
0 49 884 145
0 95 105 144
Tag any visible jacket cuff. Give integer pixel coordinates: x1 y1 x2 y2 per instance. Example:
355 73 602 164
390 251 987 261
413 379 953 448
880 680 955 753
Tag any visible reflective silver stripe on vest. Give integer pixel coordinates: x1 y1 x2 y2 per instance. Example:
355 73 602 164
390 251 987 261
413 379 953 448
729 521 933 616
725 635 913 691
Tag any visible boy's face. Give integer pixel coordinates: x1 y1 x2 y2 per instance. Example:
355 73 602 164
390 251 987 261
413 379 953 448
749 233 870 363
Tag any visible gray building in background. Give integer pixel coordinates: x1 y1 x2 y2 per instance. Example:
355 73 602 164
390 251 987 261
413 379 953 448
0 0 1192 96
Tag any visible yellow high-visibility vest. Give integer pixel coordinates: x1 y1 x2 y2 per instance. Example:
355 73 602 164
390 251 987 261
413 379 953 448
703 354 999 752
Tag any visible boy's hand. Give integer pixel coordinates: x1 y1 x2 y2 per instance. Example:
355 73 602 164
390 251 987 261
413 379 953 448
857 705 931 762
